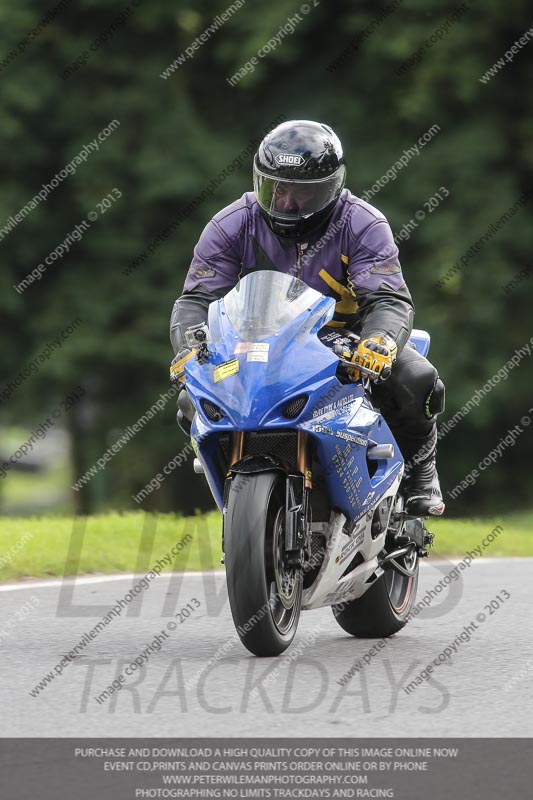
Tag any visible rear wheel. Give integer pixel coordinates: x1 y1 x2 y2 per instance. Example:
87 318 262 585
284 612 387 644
224 471 302 656
332 546 418 638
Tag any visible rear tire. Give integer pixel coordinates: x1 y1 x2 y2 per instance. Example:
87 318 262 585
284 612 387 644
332 553 418 638
224 471 302 656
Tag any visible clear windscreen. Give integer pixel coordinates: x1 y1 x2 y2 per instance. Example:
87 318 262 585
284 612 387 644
221 271 325 340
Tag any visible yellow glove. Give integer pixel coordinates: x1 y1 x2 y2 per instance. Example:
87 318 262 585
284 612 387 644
169 348 196 384
350 335 398 382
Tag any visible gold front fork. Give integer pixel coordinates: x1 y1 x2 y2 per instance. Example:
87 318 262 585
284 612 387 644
297 430 312 489
230 430 310 486
230 431 245 467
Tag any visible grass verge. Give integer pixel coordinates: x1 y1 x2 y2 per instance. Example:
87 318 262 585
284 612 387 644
0 510 530 582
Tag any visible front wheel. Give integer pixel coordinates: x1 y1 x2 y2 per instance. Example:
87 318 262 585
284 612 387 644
332 549 418 638
224 471 302 656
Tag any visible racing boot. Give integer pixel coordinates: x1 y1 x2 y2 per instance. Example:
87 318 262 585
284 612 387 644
398 428 445 517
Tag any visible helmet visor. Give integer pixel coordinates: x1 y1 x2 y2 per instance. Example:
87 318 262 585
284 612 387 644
254 166 346 223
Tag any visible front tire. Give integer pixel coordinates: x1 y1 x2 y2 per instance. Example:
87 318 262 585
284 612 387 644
224 471 302 656
332 552 418 638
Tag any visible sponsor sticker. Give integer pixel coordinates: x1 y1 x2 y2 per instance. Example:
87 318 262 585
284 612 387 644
246 343 270 362
234 342 252 354
213 358 239 383
311 424 335 436
247 351 269 362
335 430 366 447
234 342 270 356
337 524 366 565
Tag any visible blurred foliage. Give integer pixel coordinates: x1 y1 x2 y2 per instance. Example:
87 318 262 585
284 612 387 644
0 0 531 516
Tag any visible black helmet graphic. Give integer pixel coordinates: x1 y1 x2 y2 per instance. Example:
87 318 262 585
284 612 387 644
253 119 346 239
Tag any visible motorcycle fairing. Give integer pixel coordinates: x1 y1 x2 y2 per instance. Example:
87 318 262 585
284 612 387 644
186 274 403 520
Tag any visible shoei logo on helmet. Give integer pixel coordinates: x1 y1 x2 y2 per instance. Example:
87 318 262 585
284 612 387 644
275 153 305 166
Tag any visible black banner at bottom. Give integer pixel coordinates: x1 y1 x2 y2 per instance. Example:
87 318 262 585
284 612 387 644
0 738 529 799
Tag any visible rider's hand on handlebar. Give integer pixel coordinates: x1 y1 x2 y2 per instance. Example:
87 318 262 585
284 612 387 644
169 347 195 384
169 323 211 384
350 334 398 382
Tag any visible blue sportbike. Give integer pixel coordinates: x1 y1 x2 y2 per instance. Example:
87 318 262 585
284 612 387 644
179 270 433 656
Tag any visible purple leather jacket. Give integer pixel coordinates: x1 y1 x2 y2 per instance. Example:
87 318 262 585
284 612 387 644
170 189 414 354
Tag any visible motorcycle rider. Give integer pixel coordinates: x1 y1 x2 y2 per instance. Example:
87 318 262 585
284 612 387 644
169 119 445 516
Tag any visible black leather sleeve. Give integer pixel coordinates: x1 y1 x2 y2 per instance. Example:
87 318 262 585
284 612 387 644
354 284 414 354
169 288 223 354
345 206 415 355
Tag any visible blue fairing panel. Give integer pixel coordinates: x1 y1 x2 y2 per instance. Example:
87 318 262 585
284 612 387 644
183 271 406 518
408 328 430 357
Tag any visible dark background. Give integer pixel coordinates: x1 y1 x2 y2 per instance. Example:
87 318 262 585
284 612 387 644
0 0 531 517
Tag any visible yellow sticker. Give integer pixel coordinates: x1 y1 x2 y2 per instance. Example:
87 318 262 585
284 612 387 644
213 358 239 383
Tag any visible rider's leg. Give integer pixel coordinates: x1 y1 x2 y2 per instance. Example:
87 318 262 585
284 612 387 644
370 344 445 516
176 387 195 436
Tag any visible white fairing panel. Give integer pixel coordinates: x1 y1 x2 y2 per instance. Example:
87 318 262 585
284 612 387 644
302 472 402 610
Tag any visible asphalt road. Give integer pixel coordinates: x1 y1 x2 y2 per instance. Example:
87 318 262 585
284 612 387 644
1 559 532 737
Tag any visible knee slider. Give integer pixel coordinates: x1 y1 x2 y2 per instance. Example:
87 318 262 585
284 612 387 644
425 377 445 418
